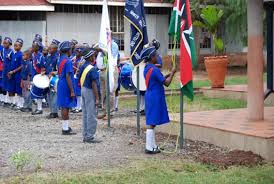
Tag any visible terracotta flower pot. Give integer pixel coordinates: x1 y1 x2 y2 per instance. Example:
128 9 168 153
204 56 228 88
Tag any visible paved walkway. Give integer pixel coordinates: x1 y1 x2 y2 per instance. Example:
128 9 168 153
172 107 274 139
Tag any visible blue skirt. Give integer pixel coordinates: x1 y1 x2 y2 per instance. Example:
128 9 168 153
2 70 9 91
57 78 77 108
145 88 169 126
15 74 22 95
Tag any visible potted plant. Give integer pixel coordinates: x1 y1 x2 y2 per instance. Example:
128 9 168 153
194 5 228 88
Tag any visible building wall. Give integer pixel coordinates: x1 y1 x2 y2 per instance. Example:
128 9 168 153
124 14 169 56
46 12 101 46
0 21 46 50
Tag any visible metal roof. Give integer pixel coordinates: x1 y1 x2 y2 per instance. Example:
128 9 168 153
0 0 54 11
46 0 173 7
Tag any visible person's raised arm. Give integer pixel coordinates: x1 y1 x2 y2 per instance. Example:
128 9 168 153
164 68 176 87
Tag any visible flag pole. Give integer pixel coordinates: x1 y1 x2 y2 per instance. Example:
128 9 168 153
179 89 184 148
106 63 111 127
136 66 141 136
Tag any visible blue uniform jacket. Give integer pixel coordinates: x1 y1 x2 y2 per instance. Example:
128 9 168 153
21 59 32 80
78 61 99 89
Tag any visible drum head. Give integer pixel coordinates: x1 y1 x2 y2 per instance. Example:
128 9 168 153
33 74 50 89
120 63 135 91
132 62 147 91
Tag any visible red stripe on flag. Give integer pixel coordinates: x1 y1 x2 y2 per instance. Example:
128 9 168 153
180 19 193 86
186 0 192 27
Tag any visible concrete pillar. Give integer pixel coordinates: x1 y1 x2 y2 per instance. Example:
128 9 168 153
247 0 264 121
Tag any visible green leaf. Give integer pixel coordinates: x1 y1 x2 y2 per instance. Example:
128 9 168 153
213 37 224 54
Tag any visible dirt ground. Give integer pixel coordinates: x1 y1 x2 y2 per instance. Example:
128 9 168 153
0 106 263 179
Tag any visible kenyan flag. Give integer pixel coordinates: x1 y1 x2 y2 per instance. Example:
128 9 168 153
168 0 197 100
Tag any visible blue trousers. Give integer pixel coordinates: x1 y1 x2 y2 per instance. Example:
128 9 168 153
48 90 58 113
22 80 32 109
81 87 97 140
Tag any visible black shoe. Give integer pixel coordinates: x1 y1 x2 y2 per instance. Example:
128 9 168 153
32 110 43 115
47 113 58 119
42 102 48 108
14 106 21 111
140 110 145 116
3 103 9 107
71 109 76 113
145 148 161 154
62 127 76 135
10 104 16 109
21 108 32 112
83 138 102 143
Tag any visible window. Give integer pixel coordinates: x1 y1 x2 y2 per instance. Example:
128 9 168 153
55 4 102 13
168 36 180 50
200 28 211 49
109 7 125 51
0 11 46 21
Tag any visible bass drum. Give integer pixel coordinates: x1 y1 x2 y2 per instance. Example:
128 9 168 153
30 74 50 99
132 62 147 91
120 63 135 91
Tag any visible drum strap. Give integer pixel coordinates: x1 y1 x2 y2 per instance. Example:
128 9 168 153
58 58 68 77
80 64 94 87
145 68 154 88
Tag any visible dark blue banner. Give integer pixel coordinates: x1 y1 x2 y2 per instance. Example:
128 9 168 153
125 0 149 66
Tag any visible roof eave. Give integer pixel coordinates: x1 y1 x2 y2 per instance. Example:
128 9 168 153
46 0 173 7
0 5 55 11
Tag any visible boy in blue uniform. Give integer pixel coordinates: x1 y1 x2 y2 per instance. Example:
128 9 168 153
20 50 32 112
8 38 24 110
70 39 78 59
78 48 100 143
72 47 83 113
2 37 13 106
0 36 6 104
141 46 176 154
31 41 45 115
57 41 77 135
34 34 44 52
45 40 60 119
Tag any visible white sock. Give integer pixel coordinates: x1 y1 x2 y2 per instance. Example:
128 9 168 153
151 129 157 149
4 95 7 103
0 94 3 102
77 96 81 110
146 129 154 151
6 95 10 104
37 99 42 111
62 121 69 131
10 96 15 105
14 96 19 106
115 96 119 109
140 95 145 111
20 97 24 108
42 98 46 103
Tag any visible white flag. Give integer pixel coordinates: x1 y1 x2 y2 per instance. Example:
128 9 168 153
98 0 115 93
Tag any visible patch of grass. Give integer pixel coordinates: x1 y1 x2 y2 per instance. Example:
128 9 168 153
5 159 274 184
119 94 246 113
10 150 31 172
194 73 267 88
